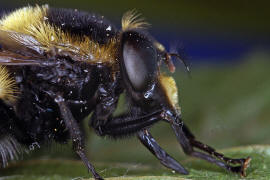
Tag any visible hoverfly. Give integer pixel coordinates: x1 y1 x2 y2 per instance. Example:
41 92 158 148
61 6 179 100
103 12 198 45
0 5 250 179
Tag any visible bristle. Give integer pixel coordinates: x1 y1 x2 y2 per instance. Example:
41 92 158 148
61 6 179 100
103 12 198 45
25 21 118 64
0 5 48 33
0 5 118 65
159 74 179 109
0 65 18 103
122 9 150 31
0 135 23 167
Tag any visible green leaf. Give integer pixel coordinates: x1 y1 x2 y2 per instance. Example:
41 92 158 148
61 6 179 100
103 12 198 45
0 145 269 180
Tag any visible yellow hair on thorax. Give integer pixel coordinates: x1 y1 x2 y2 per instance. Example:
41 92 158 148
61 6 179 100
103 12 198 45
0 5 48 33
122 9 150 31
159 74 180 110
0 5 118 65
26 21 118 64
0 66 18 104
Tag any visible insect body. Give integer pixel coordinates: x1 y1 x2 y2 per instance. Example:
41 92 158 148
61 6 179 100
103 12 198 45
0 5 250 179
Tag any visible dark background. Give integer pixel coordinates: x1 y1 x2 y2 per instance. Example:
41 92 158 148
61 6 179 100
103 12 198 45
1 0 270 170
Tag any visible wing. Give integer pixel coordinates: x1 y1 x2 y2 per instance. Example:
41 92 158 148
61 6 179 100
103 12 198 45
0 29 47 66
0 50 45 65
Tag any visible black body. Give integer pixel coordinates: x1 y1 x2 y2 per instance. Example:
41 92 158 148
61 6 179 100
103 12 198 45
0 7 250 180
47 8 117 44
0 7 120 144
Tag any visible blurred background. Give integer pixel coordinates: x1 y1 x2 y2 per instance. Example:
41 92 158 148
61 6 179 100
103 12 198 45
1 0 270 174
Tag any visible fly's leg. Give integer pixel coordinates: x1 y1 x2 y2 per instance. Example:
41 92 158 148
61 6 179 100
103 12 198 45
94 110 188 174
170 120 251 177
137 129 188 174
182 124 250 165
55 95 103 180
95 110 163 137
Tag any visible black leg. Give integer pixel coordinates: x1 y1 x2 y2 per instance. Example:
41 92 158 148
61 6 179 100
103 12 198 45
182 124 248 165
98 110 163 136
171 122 251 177
55 95 103 180
137 130 188 175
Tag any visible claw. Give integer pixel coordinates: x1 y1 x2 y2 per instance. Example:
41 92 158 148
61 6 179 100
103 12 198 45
240 157 251 177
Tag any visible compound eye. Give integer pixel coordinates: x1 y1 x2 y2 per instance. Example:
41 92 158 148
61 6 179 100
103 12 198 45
122 32 158 91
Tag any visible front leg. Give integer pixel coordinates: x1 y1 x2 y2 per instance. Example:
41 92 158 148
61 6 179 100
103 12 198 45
55 95 103 180
137 130 188 174
181 124 249 165
97 110 163 137
169 118 251 177
95 111 188 174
